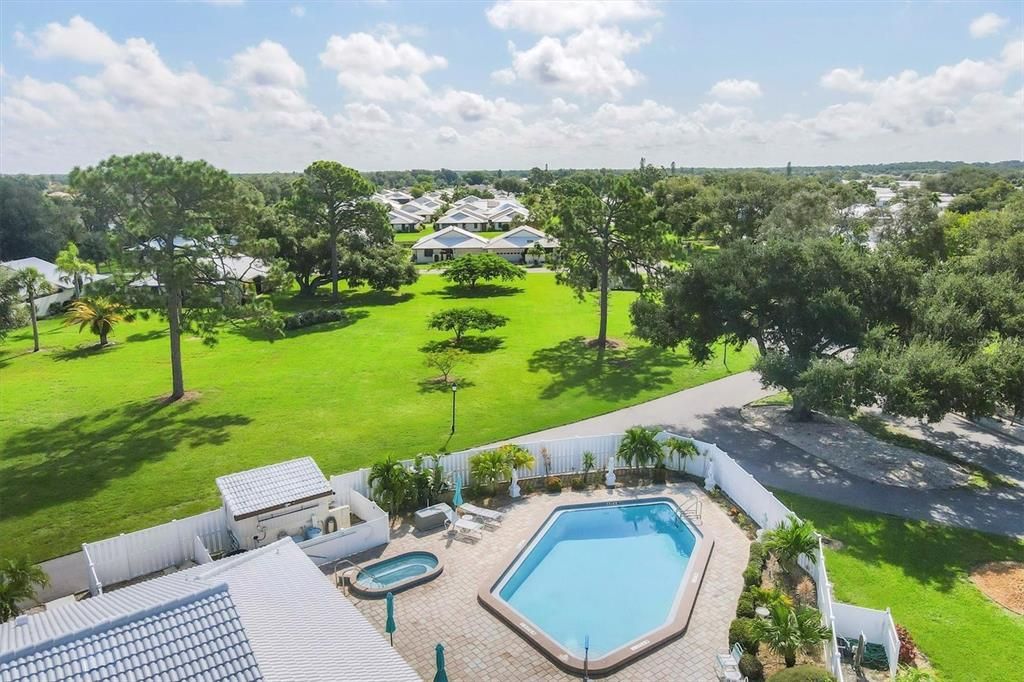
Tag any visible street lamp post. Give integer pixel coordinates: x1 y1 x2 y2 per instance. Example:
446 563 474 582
450 383 458 435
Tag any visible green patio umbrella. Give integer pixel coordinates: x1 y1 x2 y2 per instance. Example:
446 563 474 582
385 592 396 646
433 643 449 682
452 475 464 508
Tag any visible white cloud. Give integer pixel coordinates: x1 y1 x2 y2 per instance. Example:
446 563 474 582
505 26 648 98
969 12 1008 39
486 0 659 34
18 15 122 63
230 41 306 89
319 32 446 100
290 5 305 18
709 79 762 100
491 67 517 84
592 99 674 125
436 126 459 144
427 89 522 123
820 67 873 94
550 97 579 114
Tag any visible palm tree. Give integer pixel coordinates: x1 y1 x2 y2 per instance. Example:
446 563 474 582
581 451 596 484
55 242 97 298
752 603 832 667
617 426 662 479
367 457 410 516
470 449 511 494
496 443 535 471
0 557 49 622
764 515 819 570
65 297 133 346
16 268 51 352
663 437 699 471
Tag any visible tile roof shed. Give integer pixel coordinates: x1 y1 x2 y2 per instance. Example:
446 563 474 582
216 457 333 521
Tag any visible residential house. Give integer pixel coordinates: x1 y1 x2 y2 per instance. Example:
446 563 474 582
436 197 529 232
486 225 558 264
0 257 109 317
435 206 491 231
411 226 489 263
0 538 419 681
388 207 424 233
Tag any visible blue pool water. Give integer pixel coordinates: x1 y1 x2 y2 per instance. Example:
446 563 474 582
355 552 439 590
496 501 698 658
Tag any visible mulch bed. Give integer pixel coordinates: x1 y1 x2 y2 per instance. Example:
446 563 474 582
970 561 1024 614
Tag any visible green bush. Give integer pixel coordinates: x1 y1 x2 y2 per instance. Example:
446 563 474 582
748 541 766 567
570 477 586 491
767 665 835 682
739 653 765 681
282 308 346 330
736 591 756 618
743 561 763 587
728 618 760 655
545 477 562 493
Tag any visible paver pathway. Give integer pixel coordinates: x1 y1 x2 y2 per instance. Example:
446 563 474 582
504 371 1024 538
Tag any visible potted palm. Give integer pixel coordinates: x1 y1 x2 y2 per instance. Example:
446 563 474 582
752 603 832 668
663 437 699 473
368 456 411 517
617 426 662 482
581 451 596 485
763 515 819 572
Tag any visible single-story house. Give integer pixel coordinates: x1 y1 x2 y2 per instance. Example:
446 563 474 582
485 225 558 264
0 538 419 681
411 226 489 263
435 206 491 232
388 207 424 233
383 189 413 204
0 257 109 317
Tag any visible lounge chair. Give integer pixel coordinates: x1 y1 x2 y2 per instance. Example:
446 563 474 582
714 643 745 681
442 505 484 541
458 502 504 524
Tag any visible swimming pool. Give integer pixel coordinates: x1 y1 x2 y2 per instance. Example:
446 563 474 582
479 498 713 675
349 551 442 598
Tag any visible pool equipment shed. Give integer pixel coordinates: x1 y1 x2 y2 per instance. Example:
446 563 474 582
217 457 348 550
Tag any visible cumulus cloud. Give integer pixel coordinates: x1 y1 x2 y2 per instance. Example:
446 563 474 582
16 15 122 63
290 5 305 18
230 40 305 90
427 89 522 123
486 0 659 33
319 32 447 100
436 126 459 144
550 97 579 114
504 26 648 98
709 79 762 100
969 13 1008 39
592 99 674 125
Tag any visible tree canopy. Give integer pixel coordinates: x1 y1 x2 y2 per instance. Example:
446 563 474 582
428 307 508 343
441 253 525 288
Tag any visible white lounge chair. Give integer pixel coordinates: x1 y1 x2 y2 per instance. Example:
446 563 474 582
442 505 484 541
458 502 504 524
714 643 746 681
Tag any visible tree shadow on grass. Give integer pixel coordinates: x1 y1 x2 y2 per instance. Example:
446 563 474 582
528 336 685 401
272 290 414 313
233 310 369 341
126 329 167 343
417 377 476 394
0 399 252 522
427 284 524 299
52 343 122 362
419 335 505 354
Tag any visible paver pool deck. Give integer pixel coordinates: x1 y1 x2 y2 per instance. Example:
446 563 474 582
335 482 750 681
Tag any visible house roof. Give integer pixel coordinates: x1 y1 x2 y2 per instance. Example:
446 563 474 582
486 226 557 250
216 457 333 520
436 207 488 224
411 226 489 251
1 257 109 290
0 540 420 682
388 208 423 225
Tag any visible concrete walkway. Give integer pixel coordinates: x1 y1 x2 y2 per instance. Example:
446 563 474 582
509 372 1024 538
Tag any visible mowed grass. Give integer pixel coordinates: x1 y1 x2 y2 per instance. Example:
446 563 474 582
777 492 1024 681
0 274 754 562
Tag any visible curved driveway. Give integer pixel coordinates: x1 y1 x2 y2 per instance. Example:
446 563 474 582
511 371 1024 538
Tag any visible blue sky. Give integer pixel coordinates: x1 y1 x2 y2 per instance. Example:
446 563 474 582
2 1 1021 172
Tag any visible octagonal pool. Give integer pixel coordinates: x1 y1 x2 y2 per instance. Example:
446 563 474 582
479 498 713 675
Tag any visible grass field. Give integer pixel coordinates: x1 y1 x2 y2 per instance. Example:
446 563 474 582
0 274 754 561
778 492 1024 682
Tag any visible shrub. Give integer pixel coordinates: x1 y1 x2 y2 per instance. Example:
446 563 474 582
282 308 346 330
743 561 763 587
748 541 766 567
545 477 563 493
736 591 756 618
729 618 760 655
739 653 765 681
767 665 834 682
570 477 586 491
894 624 917 666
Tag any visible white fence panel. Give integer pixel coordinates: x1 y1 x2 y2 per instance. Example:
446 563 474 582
193 536 213 565
299 515 390 567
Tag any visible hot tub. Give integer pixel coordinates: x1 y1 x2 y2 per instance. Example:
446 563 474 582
348 551 443 598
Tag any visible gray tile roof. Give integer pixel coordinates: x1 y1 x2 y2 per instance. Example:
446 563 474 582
0 584 262 682
215 457 332 520
0 540 420 682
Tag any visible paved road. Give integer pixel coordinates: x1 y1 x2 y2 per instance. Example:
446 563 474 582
512 371 1024 538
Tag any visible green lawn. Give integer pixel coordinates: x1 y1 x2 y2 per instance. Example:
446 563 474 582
777 492 1024 682
0 274 754 561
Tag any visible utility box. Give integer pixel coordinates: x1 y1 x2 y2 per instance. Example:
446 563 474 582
216 457 335 551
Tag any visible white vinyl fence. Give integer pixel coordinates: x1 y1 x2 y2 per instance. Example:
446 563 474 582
298 491 390 567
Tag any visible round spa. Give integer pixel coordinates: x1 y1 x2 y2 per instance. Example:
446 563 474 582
347 551 443 598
